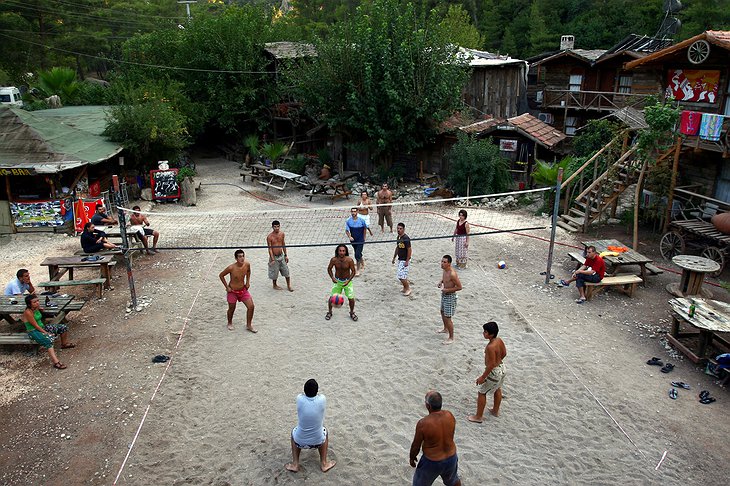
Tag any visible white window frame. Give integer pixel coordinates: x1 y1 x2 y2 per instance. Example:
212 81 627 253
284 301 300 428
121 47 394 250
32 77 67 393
565 116 578 135
618 74 632 94
569 74 583 92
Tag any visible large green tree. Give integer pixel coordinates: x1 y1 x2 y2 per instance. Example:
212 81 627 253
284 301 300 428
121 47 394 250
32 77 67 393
116 5 273 135
289 0 468 162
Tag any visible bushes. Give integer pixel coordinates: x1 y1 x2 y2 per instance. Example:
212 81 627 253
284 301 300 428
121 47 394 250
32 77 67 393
446 133 511 196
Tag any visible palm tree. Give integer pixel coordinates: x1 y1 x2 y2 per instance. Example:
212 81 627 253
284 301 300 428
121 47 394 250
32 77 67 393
36 67 80 103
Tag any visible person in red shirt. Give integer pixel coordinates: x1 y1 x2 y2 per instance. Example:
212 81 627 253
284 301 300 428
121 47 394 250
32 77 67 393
560 246 605 304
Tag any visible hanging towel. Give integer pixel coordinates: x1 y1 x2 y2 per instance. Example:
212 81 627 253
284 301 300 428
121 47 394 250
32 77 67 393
699 113 723 141
679 110 701 135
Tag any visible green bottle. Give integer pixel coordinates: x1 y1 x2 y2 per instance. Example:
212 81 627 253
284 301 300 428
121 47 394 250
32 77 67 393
688 303 696 318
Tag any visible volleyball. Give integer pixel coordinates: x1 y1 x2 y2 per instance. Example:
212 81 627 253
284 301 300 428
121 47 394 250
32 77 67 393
497 260 507 269
329 294 345 307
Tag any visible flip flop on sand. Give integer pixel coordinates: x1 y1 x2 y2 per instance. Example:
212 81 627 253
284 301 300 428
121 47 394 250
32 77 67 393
61 343 76 349
325 311 332 321
699 397 716 404
646 357 663 366
660 363 675 373
671 381 691 390
349 312 359 322
53 362 67 370
668 388 678 399
699 390 710 400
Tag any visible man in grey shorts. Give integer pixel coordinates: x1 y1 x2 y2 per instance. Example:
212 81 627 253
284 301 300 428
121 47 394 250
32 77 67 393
468 321 507 422
267 220 293 291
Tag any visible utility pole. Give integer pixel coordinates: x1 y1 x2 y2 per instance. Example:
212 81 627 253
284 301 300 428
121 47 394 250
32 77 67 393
177 1 197 20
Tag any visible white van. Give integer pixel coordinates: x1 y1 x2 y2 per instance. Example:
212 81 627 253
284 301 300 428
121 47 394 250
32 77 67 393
0 87 22 107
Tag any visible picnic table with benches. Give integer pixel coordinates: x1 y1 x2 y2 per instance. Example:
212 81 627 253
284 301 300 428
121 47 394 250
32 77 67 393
259 168 310 191
0 295 86 345
40 255 117 291
306 180 352 202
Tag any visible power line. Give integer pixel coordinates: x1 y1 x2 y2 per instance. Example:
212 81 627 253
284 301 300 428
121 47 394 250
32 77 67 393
0 32 273 74
48 0 185 20
2 0 179 29
0 28 131 40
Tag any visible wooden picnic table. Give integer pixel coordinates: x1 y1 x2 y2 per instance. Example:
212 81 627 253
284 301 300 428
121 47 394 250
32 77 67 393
667 297 730 363
582 239 653 283
259 168 308 191
250 163 270 175
0 295 81 326
40 255 116 290
306 180 352 203
666 254 720 298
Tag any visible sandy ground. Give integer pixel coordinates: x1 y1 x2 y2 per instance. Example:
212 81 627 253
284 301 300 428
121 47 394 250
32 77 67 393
0 155 728 485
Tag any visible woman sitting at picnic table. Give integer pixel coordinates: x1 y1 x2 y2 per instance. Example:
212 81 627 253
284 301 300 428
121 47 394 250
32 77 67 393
23 294 74 369
80 222 118 253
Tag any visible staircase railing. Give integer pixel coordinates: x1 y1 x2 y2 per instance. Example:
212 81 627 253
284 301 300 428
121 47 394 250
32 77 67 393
560 136 622 215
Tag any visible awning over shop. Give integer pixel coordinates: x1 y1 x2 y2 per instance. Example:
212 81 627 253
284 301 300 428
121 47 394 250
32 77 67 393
0 105 123 174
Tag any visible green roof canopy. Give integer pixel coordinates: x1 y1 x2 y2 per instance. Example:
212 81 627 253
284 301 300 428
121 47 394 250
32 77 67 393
0 105 122 174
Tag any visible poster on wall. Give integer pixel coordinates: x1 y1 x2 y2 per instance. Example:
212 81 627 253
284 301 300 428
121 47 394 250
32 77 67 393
499 139 518 152
667 69 720 103
11 199 70 228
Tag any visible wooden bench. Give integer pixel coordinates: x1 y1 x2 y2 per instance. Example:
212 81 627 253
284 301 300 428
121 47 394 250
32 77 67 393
38 278 107 299
240 171 263 183
0 311 67 346
584 275 643 300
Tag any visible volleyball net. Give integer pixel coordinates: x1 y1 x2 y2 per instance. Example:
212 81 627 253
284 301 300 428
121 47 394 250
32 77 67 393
117 188 552 250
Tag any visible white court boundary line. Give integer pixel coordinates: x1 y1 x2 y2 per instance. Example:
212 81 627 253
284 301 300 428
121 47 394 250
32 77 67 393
112 234 233 483
478 264 652 464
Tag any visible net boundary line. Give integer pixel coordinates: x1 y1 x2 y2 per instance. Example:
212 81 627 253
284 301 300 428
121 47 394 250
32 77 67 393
126 226 547 251
118 187 551 217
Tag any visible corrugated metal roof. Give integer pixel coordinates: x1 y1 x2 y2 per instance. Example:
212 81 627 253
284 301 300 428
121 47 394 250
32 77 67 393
0 106 122 173
602 34 673 57
626 30 730 69
263 41 316 59
459 47 526 67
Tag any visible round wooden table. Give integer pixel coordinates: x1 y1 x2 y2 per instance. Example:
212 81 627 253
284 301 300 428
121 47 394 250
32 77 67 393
666 255 721 298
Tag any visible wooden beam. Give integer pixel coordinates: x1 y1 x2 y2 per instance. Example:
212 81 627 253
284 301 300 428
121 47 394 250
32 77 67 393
662 138 683 234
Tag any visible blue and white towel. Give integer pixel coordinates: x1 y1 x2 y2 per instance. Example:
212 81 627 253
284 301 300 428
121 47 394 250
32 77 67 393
699 113 723 142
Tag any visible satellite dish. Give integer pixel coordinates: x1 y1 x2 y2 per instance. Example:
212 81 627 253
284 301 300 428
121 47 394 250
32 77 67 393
659 17 682 36
663 0 682 13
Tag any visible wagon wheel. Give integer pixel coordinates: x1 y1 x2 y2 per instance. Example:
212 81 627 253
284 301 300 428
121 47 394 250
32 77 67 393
659 231 685 260
700 246 725 277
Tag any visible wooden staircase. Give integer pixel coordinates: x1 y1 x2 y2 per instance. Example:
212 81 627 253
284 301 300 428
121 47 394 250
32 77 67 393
558 145 640 233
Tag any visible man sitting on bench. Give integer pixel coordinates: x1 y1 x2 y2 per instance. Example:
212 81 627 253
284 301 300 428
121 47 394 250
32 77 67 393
4 268 35 296
80 222 118 254
130 205 160 254
560 246 605 304
91 203 117 226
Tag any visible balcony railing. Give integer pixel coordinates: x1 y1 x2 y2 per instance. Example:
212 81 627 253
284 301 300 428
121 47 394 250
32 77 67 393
543 89 652 112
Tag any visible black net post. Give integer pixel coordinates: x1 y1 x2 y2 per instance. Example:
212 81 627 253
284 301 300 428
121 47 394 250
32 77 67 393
113 175 137 309
545 168 563 285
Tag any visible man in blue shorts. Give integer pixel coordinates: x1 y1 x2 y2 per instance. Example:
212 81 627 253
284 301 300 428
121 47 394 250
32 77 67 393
326 244 357 321
409 390 461 486
345 207 368 276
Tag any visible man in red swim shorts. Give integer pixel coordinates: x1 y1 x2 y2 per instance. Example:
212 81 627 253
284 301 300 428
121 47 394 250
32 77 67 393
219 249 257 333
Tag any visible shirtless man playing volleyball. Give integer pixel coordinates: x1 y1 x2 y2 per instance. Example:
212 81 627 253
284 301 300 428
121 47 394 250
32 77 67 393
326 244 358 321
219 250 257 333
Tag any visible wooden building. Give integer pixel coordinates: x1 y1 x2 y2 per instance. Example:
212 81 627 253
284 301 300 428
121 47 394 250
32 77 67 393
528 34 672 135
460 48 528 119
625 31 730 202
